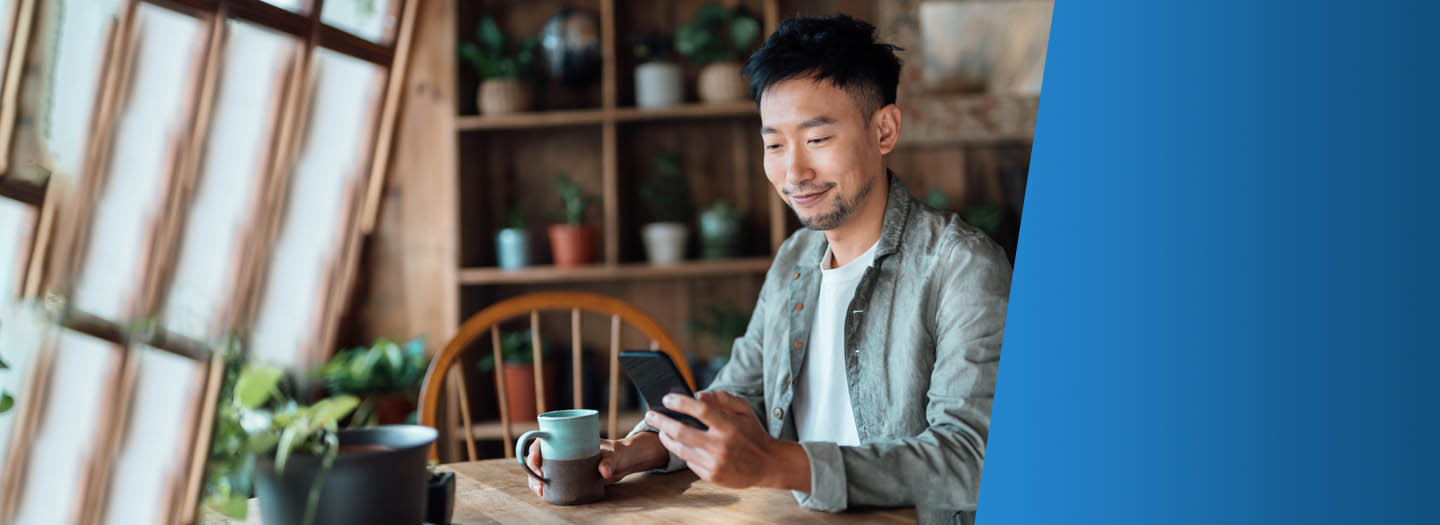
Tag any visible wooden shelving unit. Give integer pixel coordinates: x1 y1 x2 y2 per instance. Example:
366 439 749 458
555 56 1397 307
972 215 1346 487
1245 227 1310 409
454 0 786 277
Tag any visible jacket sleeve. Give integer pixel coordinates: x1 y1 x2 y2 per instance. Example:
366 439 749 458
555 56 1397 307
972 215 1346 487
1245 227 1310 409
796 233 1011 512
627 262 778 472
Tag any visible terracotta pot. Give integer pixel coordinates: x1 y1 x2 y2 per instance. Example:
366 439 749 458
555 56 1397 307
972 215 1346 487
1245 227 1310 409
548 224 595 267
502 362 556 422
477 78 530 115
374 394 416 425
697 62 746 103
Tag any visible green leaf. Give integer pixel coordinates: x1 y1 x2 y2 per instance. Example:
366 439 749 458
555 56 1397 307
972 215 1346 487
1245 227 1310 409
306 395 360 431
235 366 283 409
478 17 505 55
0 392 12 414
245 430 280 454
458 43 484 74
220 494 249 518
731 16 761 49
274 420 309 474
383 341 403 374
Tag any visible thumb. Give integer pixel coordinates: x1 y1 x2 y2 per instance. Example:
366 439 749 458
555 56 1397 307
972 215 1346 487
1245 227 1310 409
598 455 614 479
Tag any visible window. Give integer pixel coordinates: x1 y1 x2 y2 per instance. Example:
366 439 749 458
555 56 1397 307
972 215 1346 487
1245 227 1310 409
0 0 417 522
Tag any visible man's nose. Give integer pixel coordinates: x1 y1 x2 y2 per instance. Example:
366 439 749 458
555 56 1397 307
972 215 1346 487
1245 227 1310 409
784 148 813 189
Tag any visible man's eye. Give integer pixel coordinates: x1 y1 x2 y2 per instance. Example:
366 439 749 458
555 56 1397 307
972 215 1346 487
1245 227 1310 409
765 144 782 151
807 136 831 145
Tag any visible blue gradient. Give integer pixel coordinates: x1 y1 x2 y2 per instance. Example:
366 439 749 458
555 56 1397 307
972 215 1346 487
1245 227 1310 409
978 1 1440 523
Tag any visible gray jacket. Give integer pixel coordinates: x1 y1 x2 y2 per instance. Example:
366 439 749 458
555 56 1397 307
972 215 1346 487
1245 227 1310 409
633 173 1011 523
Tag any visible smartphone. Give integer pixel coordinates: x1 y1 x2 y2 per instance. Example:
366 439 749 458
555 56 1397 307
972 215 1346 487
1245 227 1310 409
618 350 709 431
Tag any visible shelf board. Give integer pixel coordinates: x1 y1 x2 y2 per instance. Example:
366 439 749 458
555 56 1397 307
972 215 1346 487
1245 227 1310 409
455 108 608 131
611 101 756 123
458 257 772 285
455 410 646 440
454 102 758 132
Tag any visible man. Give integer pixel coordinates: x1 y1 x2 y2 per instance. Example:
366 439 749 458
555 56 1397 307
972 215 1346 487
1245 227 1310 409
527 13 1011 523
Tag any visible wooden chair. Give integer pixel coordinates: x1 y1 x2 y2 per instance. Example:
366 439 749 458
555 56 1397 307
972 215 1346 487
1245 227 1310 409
418 291 696 461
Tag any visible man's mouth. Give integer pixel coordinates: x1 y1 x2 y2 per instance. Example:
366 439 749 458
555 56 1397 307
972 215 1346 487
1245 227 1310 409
790 187 832 207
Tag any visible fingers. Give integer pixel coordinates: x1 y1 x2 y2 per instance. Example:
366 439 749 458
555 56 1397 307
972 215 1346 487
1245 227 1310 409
526 440 543 497
646 409 705 444
661 393 720 428
526 440 543 472
656 427 707 467
598 455 616 482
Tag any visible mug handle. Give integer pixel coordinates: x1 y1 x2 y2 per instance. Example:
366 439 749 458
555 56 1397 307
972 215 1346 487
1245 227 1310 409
515 430 550 483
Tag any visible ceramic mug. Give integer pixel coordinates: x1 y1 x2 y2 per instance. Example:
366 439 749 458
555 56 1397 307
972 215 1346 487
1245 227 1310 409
516 409 605 505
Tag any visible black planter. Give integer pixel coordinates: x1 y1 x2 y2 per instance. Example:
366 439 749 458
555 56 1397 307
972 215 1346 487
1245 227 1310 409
254 425 437 525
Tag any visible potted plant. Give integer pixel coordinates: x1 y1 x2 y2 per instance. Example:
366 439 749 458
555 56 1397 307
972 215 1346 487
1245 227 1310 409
496 201 530 270
698 199 744 259
459 16 539 115
675 3 762 103
0 353 13 416
204 361 437 525
639 151 692 265
686 304 751 388
632 33 683 108
921 187 953 212
476 330 555 422
314 337 429 426
549 173 596 267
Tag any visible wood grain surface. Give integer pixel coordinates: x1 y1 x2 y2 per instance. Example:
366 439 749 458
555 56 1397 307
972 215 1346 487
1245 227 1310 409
440 459 916 524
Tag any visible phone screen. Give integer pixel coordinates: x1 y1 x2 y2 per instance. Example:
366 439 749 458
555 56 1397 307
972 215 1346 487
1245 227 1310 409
618 350 709 430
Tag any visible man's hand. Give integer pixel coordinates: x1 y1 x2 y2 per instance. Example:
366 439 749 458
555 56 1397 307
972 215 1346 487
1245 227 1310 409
526 431 670 498
645 390 811 492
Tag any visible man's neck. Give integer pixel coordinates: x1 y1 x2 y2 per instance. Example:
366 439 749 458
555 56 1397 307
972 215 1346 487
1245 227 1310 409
824 177 889 268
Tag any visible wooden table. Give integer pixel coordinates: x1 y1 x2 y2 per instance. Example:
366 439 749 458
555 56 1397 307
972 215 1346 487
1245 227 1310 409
442 458 916 524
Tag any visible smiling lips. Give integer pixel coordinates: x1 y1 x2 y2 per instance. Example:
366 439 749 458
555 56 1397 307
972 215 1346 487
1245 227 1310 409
790 187 832 206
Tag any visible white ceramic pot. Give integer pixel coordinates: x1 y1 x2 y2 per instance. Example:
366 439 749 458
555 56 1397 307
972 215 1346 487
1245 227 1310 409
634 62 683 108
642 222 689 265
477 78 530 115
697 62 746 103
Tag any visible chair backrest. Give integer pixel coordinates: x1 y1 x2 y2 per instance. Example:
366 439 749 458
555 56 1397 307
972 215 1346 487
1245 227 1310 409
418 291 695 461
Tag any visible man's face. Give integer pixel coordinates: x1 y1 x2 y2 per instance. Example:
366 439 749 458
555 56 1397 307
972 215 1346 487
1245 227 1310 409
759 78 884 231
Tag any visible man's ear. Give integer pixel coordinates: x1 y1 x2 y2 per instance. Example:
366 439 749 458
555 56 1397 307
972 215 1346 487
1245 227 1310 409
872 104 903 155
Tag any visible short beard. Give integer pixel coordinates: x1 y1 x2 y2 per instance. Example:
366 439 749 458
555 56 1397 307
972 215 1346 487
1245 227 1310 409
796 175 878 231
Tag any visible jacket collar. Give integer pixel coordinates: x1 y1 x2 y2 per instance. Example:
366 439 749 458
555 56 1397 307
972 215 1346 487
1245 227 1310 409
804 170 914 267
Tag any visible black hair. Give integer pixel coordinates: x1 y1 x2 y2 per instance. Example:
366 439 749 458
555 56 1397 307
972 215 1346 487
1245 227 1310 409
741 13 903 119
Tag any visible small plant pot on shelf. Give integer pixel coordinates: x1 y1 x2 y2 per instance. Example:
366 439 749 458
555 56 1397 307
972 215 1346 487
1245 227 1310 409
697 62 746 103
642 222 689 265
634 61 684 108
496 228 530 270
699 201 743 259
253 425 437 525
548 224 595 267
477 78 530 115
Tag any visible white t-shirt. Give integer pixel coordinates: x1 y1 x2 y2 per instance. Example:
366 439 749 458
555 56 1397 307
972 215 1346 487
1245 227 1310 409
791 239 879 447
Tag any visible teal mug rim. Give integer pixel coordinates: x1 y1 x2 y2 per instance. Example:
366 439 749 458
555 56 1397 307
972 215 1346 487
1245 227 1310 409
538 409 599 420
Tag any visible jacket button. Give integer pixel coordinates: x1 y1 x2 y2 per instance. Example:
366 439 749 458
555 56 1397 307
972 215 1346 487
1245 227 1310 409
773 407 784 419
794 302 803 311
793 341 803 349
792 272 800 280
